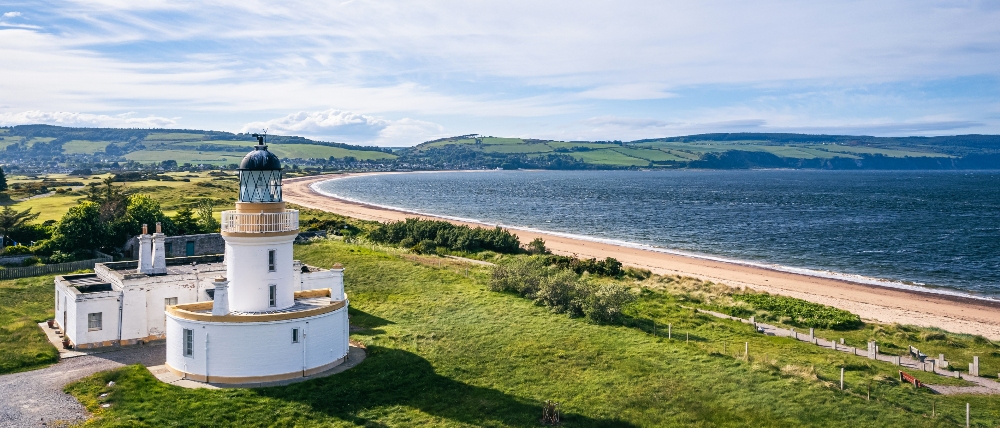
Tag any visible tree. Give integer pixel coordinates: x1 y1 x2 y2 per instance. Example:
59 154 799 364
0 165 7 191
171 207 200 235
53 201 106 251
195 199 220 233
120 194 175 236
0 206 40 247
86 176 128 223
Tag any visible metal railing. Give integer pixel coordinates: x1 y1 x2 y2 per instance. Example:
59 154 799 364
221 210 299 234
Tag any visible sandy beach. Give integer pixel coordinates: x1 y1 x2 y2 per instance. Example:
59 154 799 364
284 173 1000 340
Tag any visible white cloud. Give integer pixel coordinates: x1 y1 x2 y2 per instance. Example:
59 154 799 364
0 1 997 141
578 84 676 100
241 109 445 146
0 110 177 127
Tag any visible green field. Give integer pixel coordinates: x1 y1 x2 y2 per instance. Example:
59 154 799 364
0 275 60 374
54 240 1000 427
62 140 113 154
412 135 963 168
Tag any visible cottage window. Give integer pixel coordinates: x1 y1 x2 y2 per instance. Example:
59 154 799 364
292 328 300 343
269 284 277 307
268 249 276 272
186 241 195 256
87 312 102 331
183 328 193 356
165 297 178 307
165 242 173 256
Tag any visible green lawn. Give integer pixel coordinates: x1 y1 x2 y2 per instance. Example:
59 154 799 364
63 240 1000 427
0 275 59 374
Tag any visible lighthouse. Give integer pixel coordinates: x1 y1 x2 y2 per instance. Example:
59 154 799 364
163 136 350 384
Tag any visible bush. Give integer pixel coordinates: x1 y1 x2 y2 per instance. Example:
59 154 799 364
546 255 623 277
1 245 31 256
490 257 636 324
368 218 521 254
580 283 636 324
489 257 546 296
18 256 40 267
411 239 439 255
46 251 73 264
732 293 862 330
533 269 582 315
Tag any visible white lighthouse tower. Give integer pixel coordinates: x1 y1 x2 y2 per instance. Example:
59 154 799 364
164 136 350 384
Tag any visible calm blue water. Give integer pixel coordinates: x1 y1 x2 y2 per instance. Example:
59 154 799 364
317 170 1000 297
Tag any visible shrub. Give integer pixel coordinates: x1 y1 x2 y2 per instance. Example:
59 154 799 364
1 245 31 256
732 293 862 330
19 256 40 266
533 269 582 315
491 257 636 324
546 255 623 277
368 218 520 254
46 251 73 264
580 283 636 324
489 257 546 296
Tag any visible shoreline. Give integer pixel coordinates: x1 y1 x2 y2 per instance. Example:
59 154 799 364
284 173 1000 339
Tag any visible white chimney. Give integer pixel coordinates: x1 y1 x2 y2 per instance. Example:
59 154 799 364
137 224 153 274
151 222 167 274
211 276 230 316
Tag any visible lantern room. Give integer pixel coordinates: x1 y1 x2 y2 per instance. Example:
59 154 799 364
238 134 283 203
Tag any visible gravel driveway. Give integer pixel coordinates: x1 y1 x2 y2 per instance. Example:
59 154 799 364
0 344 165 428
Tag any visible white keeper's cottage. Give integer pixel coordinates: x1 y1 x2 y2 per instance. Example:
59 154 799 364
54 139 351 383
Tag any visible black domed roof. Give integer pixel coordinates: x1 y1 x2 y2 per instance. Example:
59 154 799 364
239 145 282 170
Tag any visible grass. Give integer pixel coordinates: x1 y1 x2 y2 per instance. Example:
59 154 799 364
62 140 114 154
8 194 88 222
0 275 60 374
62 240 1000 427
654 275 1000 380
570 149 649 166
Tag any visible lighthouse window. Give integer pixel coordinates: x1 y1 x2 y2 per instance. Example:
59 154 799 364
292 328 300 343
183 329 193 356
268 250 276 272
269 284 277 307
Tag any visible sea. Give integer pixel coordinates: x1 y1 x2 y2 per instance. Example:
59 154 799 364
314 170 1000 299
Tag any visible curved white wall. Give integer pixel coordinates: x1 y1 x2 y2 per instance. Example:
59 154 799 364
165 306 349 381
223 234 296 312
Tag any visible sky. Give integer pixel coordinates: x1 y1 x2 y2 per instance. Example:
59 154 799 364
0 1 999 146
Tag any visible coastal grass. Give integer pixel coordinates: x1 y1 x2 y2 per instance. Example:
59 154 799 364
653 274 1000 380
0 275 59 374
65 240 1000 427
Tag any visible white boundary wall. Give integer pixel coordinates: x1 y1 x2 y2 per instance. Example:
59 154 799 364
165 305 349 380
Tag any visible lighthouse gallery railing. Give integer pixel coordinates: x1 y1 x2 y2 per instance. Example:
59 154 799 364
221 210 299 234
